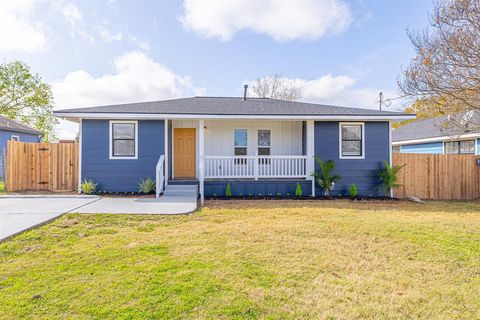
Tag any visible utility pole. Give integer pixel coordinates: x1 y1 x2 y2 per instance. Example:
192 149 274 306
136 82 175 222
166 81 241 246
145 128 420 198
378 92 384 111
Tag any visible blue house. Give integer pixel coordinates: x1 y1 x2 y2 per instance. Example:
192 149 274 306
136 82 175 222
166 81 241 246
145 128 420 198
0 115 42 179
54 96 413 202
393 111 480 155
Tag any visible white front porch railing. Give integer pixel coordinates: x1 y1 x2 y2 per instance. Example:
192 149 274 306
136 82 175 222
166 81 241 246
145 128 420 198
204 155 308 179
155 155 165 198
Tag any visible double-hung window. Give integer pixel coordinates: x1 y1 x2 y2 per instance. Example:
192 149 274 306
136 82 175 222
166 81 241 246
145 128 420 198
110 121 138 159
257 130 271 156
445 140 475 154
340 123 364 158
234 129 248 164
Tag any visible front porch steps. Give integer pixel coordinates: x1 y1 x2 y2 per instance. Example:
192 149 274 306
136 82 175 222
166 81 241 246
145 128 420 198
163 184 199 199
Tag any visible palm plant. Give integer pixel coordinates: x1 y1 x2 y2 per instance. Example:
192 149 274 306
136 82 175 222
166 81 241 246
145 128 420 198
313 156 341 196
378 160 405 196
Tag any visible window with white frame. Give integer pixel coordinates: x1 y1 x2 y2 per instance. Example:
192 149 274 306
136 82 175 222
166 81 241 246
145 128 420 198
340 123 364 158
234 129 247 156
392 146 401 153
10 135 19 141
110 121 137 159
257 129 271 156
445 140 475 154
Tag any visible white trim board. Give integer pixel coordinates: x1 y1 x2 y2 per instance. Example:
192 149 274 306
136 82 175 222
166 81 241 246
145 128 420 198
392 132 480 145
108 120 138 160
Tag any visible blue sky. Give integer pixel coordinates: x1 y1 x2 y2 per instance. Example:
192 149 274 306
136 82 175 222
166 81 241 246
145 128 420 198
0 0 433 138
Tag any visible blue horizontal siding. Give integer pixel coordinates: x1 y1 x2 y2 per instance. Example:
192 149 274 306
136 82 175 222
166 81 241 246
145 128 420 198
82 120 164 192
400 142 443 154
204 180 311 197
314 121 389 197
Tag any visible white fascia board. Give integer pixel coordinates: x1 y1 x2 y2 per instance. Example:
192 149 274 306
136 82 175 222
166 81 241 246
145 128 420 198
392 132 480 145
54 112 415 122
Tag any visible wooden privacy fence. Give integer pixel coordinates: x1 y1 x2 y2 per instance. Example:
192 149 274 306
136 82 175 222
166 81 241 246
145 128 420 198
6 141 78 192
393 153 480 200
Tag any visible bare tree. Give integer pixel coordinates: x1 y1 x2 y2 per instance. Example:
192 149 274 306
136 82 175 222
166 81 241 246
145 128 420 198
399 0 480 130
251 73 302 101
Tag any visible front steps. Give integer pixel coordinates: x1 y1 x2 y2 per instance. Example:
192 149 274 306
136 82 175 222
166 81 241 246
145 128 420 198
163 184 198 198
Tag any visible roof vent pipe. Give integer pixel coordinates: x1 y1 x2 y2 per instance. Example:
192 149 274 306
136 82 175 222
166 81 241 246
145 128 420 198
243 84 248 101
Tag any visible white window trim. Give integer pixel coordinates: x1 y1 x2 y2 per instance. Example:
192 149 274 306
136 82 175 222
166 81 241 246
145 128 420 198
233 128 248 156
339 122 365 159
257 128 271 156
109 120 138 160
10 135 20 141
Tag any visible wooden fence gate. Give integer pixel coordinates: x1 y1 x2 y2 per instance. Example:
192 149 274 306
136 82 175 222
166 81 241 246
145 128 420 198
393 153 480 200
6 141 79 192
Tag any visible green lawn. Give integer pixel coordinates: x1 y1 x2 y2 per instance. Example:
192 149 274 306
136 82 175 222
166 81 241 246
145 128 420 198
1 200 480 319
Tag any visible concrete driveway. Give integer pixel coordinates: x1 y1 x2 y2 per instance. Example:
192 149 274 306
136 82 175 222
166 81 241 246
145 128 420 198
0 196 99 241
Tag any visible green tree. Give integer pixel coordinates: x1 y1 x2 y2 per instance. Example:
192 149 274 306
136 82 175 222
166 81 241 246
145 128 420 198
0 61 57 141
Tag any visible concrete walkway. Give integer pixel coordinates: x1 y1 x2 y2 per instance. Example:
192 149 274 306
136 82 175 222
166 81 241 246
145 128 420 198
75 185 198 215
0 185 197 241
0 195 99 241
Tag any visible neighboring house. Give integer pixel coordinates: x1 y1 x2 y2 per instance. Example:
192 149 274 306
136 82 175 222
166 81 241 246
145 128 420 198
0 115 42 178
54 96 413 202
392 111 480 155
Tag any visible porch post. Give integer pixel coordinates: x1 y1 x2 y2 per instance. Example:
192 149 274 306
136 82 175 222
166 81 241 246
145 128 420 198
199 119 205 204
164 119 168 186
306 120 315 197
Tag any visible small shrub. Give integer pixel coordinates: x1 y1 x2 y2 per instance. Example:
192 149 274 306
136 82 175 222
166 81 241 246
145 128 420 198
81 179 97 194
0 180 6 193
349 183 358 198
295 182 303 197
225 182 232 197
138 177 156 194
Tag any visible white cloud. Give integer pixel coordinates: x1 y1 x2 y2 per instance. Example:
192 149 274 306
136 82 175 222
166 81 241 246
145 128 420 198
52 50 204 108
249 74 392 109
98 24 123 42
299 74 395 109
52 51 205 138
54 0 94 42
180 0 352 41
0 0 47 53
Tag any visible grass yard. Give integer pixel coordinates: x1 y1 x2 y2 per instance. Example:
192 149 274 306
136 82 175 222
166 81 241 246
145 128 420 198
1 200 480 319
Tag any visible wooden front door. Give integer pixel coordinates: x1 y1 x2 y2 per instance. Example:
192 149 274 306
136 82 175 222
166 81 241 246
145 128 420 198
174 128 196 178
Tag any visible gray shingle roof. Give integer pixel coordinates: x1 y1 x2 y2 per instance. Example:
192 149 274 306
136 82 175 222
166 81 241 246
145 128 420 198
55 96 411 117
0 115 42 135
392 111 480 142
